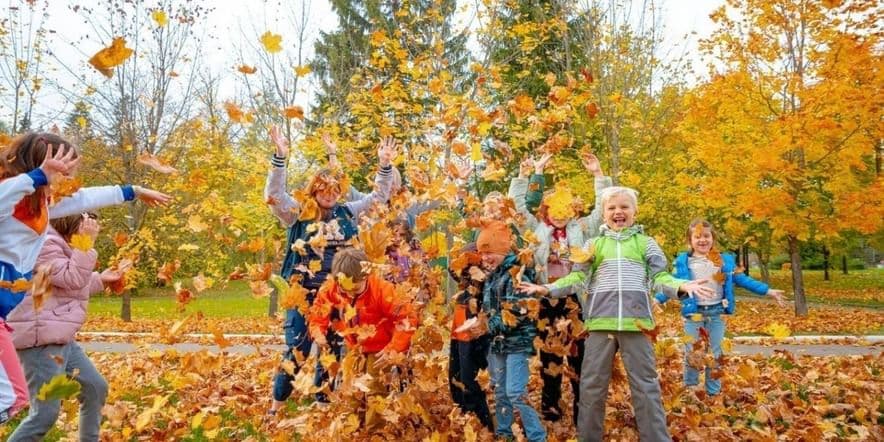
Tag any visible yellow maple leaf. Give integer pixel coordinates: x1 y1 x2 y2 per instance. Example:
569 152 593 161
308 259 322 274
280 279 310 314
88 37 134 78
152 10 168 27
763 322 791 340
338 273 355 291
546 184 576 220
37 374 81 401
224 101 246 123
359 222 391 263
569 243 595 264
260 31 283 53
69 234 94 252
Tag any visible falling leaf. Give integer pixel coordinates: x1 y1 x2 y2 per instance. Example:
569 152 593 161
569 243 595 264
50 176 83 204
260 31 283 53
157 260 181 284
359 222 391 263
36 374 81 401
88 37 134 78
151 10 168 27
294 65 312 77
30 265 53 312
137 152 178 174
237 64 257 74
338 273 355 291
282 106 304 120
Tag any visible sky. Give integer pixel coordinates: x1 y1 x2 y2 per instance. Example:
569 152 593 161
4 0 725 128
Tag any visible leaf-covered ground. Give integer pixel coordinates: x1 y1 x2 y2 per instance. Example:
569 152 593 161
1 336 879 441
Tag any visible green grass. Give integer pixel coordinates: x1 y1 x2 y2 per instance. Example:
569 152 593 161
87 280 271 319
87 269 882 320
736 268 883 308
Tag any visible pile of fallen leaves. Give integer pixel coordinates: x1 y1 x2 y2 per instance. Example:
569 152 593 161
2 328 879 441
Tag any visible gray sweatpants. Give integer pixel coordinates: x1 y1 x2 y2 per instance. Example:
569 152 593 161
8 342 108 442
577 331 671 442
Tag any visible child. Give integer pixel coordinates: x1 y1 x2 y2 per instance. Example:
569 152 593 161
472 220 547 442
509 151 611 422
0 132 170 424
654 219 785 396
519 187 715 442
448 243 492 430
265 126 396 413
307 247 417 395
7 213 124 440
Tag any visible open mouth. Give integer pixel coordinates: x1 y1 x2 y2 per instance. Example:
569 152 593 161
611 215 627 226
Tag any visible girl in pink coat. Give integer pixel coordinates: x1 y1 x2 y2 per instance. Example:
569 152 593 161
6 213 126 441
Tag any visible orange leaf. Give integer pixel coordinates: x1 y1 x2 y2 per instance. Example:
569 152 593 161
282 106 304 120
88 37 134 78
237 65 257 74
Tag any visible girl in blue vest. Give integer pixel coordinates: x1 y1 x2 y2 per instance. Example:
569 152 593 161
265 126 397 414
654 219 785 396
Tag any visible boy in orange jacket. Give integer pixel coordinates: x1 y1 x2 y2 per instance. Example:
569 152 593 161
308 247 417 397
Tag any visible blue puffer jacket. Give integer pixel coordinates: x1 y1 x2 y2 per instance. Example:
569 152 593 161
655 252 769 316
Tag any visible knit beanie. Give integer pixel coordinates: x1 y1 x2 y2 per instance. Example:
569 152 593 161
476 220 512 255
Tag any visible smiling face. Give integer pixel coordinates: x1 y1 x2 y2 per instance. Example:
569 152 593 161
314 187 341 209
602 193 636 230
480 251 506 271
689 224 715 256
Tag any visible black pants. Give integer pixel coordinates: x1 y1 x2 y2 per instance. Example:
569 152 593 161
448 337 492 430
539 294 585 423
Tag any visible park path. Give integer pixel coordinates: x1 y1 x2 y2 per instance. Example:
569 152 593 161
78 333 883 357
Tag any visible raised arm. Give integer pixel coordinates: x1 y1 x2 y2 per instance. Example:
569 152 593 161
264 125 300 226
576 152 612 238
343 137 397 218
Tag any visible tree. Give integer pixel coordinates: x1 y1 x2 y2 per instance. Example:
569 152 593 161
679 0 883 315
0 0 50 132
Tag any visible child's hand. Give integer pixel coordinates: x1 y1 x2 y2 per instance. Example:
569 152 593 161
372 349 404 370
651 298 663 314
468 313 489 339
518 157 534 178
40 143 80 184
767 289 786 307
269 125 289 158
518 282 549 296
78 215 100 240
134 186 172 207
99 268 124 284
321 133 337 156
533 153 553 175
377 136 398 167
581 151 604 177
679 279 717 301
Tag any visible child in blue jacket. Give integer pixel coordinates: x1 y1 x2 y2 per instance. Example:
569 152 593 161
655 219 785 395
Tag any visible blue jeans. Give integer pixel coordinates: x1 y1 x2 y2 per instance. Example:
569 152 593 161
683 304 725 395
272 308 313 401
488 351 546 442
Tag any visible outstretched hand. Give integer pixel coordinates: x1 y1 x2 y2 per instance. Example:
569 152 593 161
518 281 549 296
679 279 717 301
519 157 534 178
40 143 80 184
377 136 398 167
269 125 289 158
134 186 172 207
533 153 553 174
767 289 787 307
581 151 603 177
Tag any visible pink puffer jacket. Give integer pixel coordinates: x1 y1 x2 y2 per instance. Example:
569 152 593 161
7 227 103 349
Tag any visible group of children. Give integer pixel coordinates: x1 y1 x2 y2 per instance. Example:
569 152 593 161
0 132 171 440
0 127 786 440
265 127 788 442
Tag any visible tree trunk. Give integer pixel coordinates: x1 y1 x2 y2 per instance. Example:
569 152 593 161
822 246 830 281
788 236 808 316
742 244 750 275
842 255 848 275
268 287 278 317
121 289 132 322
